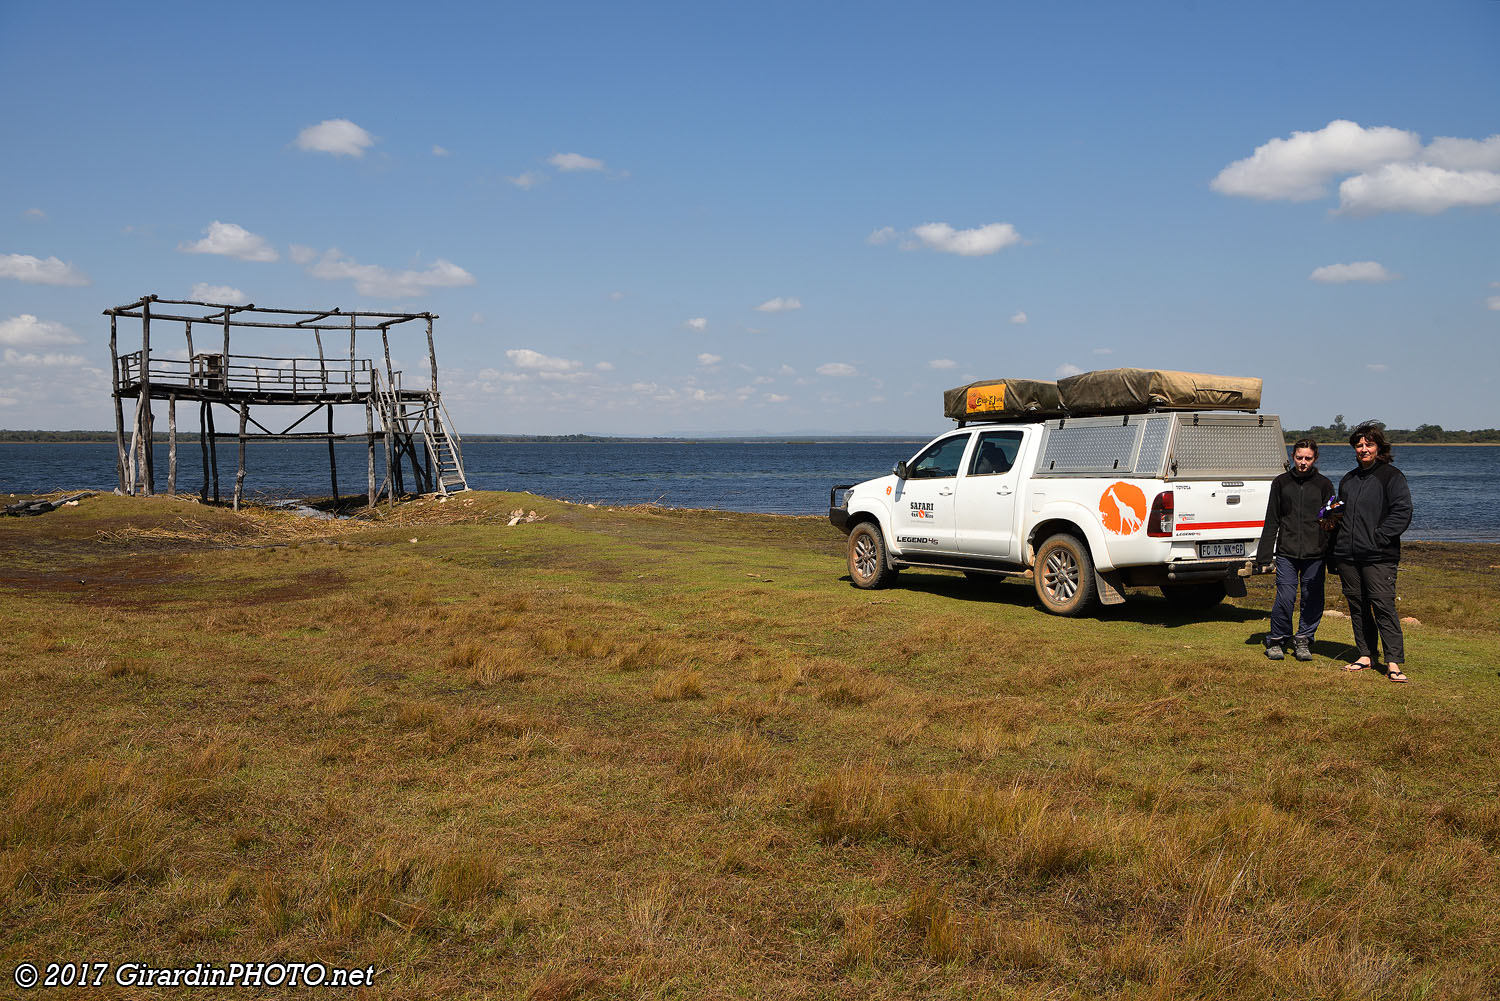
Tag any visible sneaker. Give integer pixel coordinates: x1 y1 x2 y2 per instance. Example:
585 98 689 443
1293 640 1313 662
1265 644 1284 660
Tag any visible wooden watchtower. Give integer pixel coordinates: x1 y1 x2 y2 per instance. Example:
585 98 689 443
106 295 468 509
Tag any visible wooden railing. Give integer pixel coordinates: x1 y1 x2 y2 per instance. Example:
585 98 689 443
118 352 374 396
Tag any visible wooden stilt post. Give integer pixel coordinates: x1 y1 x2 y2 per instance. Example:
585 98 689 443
366 398 376 508
233 403 248 511
207 404 220 503
167 393 177 495
426 315 439 393
140 299 154 495
221 308 231 390
199 401 210 502
327 404 339 508
383 403 396 507
126 399 140 495
110 314 126 493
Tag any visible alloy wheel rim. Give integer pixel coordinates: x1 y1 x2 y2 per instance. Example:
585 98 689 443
1045 548 1078 600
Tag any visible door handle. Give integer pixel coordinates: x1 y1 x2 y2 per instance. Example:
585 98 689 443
939 488 953 497
996 486 1013 496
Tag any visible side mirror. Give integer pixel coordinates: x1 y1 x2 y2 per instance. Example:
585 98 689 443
892 461 908 480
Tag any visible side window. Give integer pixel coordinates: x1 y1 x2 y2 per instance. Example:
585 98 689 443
968 430 1024 476
908 435 970 479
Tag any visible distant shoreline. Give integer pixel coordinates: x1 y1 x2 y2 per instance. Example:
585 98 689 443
2 436 1494 447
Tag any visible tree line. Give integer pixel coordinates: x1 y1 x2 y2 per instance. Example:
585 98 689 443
1281 415 1500 445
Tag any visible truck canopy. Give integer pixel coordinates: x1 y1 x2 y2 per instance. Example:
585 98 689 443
1056 368 1262 413
942 378 1064 421
944 368 1263 421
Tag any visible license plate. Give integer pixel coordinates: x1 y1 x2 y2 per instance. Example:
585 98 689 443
1198 542 1245 558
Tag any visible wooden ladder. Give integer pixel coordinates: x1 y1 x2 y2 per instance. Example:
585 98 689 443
372 373 468 496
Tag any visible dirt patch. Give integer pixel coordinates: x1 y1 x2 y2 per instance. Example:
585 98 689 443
239 568 350 606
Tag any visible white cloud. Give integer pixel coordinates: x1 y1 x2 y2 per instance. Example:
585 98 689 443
0 253 90 286
1211 120 1419 201
508 171 546 190
1337 163 1500 215
1055 363 1083 378
778 364 796 376
1309 261 1397 284
1366 363 1389 372
928 358 957 370
432 145 450 157
595 361 614 371
304 249 475 298
180 221 278 262
189 283 247 302
1093 347 1113 355
909 222 1023 257
289 244 317 264
4 348 86 367
548 152 605 172
1486 296 1500 311
1009 310 1028 325
866 226 896 246
754 297 802 313
507 349 579 372
697 353 722 366
470 312 485 324
608 290 626 300
294 118 374 157
817 362 857 377
1424 135 1500 171
764 393 789 403
0 314 83 348
684 317 708 332
23 208 45 220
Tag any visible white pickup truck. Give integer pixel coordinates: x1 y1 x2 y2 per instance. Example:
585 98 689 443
828 411 1288 615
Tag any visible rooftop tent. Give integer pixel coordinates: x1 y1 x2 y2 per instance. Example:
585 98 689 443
1056 368 1262 413
942 378 1064 421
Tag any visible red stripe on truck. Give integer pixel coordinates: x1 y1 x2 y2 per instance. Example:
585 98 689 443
1181 520 1264 531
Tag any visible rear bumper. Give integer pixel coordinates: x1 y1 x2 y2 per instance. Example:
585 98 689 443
1126 559 1256 587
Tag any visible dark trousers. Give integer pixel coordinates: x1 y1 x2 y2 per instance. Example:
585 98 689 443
1338 562 1405 664
1268 556 1325 646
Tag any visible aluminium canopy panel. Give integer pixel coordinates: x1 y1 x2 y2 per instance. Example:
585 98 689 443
1057 368 1262 413
1168 414 1288 479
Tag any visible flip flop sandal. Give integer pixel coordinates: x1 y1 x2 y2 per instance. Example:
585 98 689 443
1387 669 1408 683
1342 662 1371 672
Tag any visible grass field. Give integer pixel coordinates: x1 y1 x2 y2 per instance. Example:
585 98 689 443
2 491 1497 999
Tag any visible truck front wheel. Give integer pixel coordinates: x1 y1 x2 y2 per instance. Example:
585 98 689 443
1033 533 1096 616
847 522 897 589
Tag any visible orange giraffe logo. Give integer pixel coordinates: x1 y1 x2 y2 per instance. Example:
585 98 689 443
1099 482 1148 535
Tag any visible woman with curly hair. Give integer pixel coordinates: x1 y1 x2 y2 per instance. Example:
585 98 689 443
1332 425 1413 682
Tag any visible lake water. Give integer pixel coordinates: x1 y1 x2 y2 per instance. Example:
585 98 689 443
2 440 1497 542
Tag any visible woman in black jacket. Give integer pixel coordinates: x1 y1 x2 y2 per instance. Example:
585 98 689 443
1255 438 1334 661
1333 426 1413 682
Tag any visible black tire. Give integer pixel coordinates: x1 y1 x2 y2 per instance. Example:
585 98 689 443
1033 533 1096 616
847 522 897 589
1159 581 1228 610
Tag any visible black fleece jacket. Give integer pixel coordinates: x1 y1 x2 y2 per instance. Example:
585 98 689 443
1332 461 1412 565
1256 466 1334 563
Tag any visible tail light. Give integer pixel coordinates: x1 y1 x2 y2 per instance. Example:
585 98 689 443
1147 490 1174 537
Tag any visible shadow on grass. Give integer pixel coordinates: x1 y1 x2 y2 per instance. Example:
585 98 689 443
842 570 1267 626
1238 630 1364 664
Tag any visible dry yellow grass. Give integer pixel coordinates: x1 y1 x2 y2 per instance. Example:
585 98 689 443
2 491 1498 999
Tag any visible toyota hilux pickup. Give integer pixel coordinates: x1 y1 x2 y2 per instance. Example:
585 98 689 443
829 404 1287 616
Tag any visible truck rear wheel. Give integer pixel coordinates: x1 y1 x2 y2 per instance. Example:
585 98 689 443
1159 582 1227 610
1034 533 1096 616
848 522 897 589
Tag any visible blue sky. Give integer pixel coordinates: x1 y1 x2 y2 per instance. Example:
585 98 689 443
2 0 1497 434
